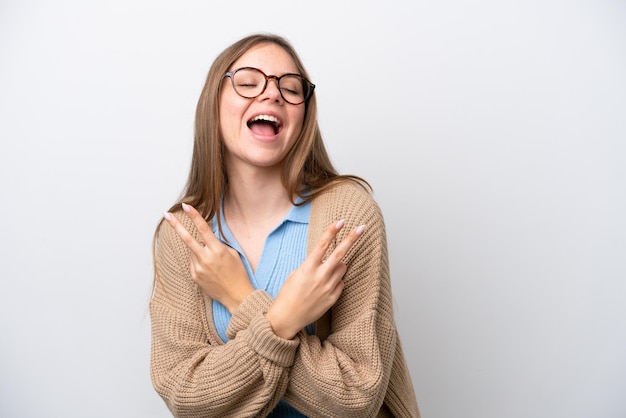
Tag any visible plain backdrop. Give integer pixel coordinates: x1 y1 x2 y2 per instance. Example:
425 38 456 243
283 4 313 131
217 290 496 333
1 1 625 417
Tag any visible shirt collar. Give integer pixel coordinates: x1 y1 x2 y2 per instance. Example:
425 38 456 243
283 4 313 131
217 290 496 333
284 197 310 224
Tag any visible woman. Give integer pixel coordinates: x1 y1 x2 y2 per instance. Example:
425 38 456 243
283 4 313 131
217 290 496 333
151 33 420 417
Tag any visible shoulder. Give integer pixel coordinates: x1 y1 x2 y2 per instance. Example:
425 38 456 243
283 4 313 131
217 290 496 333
155 210 200 260
308 181 385 252
311 181 382 224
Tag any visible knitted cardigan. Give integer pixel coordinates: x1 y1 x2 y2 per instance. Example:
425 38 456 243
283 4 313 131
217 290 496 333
150 182 420 417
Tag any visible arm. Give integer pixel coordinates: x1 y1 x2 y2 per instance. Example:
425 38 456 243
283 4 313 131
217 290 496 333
283 187 400 417
150 214 298 417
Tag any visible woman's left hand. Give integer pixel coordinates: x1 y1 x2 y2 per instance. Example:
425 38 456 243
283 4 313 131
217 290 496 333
163 203 254 313
265 219 365 340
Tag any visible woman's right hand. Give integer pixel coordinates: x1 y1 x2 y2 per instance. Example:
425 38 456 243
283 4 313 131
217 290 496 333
163 203 254 313
265 220 366 340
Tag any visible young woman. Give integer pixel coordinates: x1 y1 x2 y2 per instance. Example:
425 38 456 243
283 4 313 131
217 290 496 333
151 33 420 417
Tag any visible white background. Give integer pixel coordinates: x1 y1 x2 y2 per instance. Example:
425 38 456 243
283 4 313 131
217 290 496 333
1 1 625 417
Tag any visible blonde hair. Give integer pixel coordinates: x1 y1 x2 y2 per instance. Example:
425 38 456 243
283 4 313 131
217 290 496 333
157 33 369 236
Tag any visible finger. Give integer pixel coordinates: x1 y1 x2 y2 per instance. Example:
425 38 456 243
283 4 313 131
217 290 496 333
325 224 366 264
329 277 345 300
181 203 220 248
163 211 206 253
323 268 346 303
309 219 346 263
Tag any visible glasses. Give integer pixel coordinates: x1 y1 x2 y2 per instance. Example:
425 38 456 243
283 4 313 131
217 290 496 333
223 67 315 105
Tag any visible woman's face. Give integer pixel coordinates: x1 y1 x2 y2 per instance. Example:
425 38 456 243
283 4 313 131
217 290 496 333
219 43 306 173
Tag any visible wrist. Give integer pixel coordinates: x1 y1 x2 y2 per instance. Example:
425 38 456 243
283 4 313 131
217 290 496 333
223 286 254 314
265 308 297 340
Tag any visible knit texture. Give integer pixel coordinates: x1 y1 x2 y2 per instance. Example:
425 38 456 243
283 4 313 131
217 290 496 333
150 182 420 417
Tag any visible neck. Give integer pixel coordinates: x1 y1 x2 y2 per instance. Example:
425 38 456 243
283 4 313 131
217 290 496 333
223 167 293 226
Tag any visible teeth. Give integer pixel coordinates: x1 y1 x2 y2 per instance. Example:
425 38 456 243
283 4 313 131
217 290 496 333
250 115 279 125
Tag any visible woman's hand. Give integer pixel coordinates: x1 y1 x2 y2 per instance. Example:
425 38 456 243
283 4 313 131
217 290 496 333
163 203 254 313
265 219 366 340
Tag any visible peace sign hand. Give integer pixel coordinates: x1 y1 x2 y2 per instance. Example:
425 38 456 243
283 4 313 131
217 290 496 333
163 203 254 313
265 219 366 340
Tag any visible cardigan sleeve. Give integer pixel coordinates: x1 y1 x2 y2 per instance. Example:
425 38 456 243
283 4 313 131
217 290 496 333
283 184 419 418
149 213 299 418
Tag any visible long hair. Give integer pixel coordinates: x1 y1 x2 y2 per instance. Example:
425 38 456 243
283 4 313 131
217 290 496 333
154 33 370 251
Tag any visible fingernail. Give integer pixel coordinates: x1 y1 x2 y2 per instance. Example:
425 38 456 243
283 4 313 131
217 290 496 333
181 202 191 213
335 219 345 230
163 212 172 221
355 225 366 236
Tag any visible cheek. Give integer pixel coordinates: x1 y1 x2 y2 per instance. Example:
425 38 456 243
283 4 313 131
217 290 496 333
290 109 306 138
219 97 243 136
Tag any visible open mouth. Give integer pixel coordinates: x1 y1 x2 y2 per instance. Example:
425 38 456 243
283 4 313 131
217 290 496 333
247 114 282 136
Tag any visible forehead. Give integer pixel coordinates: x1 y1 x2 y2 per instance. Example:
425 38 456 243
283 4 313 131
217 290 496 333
230 43 299 75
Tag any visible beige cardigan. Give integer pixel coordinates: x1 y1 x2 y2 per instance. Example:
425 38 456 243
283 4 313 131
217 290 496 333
150 182 420 417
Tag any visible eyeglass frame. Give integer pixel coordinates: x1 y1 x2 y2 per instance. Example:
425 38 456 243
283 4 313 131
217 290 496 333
222 66 316 105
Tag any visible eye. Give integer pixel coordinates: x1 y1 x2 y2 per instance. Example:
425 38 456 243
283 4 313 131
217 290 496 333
281 87 300 95
233 68 264 91
236 78 259 88
280 76 303 95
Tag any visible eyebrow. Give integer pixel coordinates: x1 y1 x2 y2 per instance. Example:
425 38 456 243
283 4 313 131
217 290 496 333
229 66 302 77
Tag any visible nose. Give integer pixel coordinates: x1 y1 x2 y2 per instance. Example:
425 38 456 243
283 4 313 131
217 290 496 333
258 76 283 103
